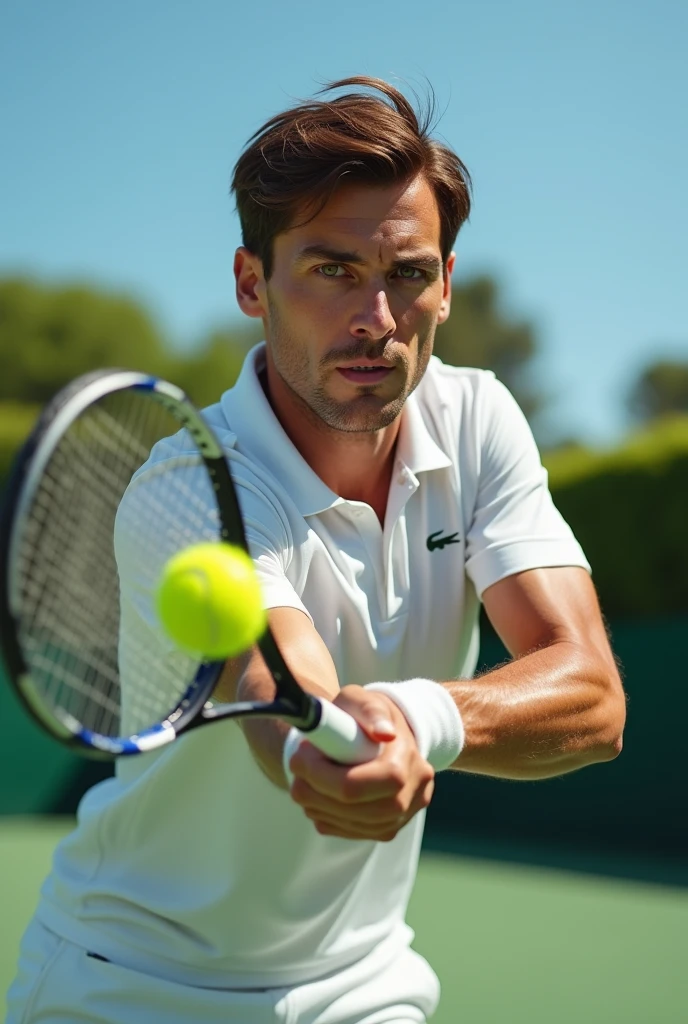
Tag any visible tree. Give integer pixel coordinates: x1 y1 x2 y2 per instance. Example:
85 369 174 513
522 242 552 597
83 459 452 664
433 276 542 421
0 276 261 408
0 273 546 419
627 358 688 423
0 277 171 403
173 323 263 407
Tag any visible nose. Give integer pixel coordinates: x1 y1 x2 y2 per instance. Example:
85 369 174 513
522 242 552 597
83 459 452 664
349 287 396 341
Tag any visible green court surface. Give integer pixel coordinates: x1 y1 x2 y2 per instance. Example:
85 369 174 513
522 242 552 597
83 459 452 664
1 819 686 1023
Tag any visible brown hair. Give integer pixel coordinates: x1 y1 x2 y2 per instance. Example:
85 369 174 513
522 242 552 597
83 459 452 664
231 76 471 278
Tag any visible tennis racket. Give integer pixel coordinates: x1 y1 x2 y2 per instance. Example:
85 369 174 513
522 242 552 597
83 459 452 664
0 369 378 763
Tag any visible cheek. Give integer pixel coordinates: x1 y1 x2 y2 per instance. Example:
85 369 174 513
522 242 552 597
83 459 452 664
278 281 341 330
396 293 440 337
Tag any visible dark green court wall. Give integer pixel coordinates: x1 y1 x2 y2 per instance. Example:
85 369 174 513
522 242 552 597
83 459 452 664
426 615 688 859
2 616 686 869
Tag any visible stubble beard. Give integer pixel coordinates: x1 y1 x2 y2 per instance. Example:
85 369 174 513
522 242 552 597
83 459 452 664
266 295 434 434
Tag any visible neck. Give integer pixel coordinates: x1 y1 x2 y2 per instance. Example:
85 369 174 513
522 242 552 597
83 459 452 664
260 362 399 524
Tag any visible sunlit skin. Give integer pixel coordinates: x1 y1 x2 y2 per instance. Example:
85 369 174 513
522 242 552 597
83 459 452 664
234 175 454 521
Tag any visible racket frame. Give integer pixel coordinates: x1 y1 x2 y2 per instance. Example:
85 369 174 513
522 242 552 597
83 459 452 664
0 369 323 757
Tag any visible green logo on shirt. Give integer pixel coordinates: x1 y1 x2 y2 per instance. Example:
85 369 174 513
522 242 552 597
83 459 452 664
426 530 461 552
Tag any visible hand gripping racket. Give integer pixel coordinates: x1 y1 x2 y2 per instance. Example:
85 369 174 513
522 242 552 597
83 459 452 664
0 369 378 762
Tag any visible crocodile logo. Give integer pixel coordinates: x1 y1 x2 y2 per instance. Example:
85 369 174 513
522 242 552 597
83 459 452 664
426 530 461 552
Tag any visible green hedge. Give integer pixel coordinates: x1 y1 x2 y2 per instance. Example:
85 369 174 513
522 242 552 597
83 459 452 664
1 403 687 616
0 404 39 483
545 416 688 616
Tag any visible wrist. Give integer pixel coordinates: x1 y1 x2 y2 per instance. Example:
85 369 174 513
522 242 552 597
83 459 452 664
364 678 464 770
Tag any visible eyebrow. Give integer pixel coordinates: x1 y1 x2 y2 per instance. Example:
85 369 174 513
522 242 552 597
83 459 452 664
293 245 443 274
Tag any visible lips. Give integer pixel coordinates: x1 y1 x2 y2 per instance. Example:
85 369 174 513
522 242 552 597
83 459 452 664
336 366 394 385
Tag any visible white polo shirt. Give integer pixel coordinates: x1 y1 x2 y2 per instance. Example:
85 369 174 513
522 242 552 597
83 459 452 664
36 344 590 989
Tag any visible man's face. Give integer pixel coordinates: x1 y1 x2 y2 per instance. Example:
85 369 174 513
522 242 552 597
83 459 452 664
255 174 453 433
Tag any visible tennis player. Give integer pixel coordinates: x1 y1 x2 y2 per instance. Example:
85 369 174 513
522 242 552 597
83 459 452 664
7 77 625 1023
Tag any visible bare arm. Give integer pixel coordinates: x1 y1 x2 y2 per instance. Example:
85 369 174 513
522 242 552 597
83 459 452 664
450 566 626 778
221 567 625 839
217 607 432 839
212 606 342 788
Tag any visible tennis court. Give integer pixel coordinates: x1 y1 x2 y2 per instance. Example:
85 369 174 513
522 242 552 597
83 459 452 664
2 819 685 1023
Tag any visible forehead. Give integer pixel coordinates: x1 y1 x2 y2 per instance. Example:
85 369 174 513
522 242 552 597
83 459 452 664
282 175 442 256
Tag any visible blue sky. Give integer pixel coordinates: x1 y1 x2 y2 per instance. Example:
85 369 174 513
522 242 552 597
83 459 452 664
1 0 686 444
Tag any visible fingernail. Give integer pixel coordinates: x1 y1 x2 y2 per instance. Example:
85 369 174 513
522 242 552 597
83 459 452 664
373 718 396 736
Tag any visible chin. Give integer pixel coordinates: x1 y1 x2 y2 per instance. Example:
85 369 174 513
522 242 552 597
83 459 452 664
318 394 405 433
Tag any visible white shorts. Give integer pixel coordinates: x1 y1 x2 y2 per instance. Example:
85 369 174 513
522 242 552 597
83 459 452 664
6 919 441 1024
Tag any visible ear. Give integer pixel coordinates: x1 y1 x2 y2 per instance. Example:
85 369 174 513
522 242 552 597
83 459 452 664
437 252 455 325
234 247 268 319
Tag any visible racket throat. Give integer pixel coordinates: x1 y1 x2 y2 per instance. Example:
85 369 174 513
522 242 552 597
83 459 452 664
200 697 315 727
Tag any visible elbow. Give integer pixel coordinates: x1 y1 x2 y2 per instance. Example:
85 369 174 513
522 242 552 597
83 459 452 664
594 731 623 763
590 681 626 763
579 728 623 768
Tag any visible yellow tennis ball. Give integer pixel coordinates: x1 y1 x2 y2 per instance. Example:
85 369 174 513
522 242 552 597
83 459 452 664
155 542 266 659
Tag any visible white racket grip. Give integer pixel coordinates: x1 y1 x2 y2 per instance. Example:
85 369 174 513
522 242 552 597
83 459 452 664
307 698 381 763
283 698 380 782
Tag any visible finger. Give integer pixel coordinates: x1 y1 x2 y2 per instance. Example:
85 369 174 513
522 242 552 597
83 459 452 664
290 741 407 802
305 811 404 843
293 781 410 826
292 773 434 824
335 686 398 742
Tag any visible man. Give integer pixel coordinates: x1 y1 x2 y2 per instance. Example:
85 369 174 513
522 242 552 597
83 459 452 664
7 77 625 1024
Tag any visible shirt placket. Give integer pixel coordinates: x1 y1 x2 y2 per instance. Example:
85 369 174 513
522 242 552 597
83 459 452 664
382 461 419 621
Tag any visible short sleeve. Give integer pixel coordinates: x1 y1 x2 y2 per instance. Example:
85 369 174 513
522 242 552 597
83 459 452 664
464 377 590 598
232 460 313 622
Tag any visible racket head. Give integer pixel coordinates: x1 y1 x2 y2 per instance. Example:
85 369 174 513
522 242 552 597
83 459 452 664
0 370 232 756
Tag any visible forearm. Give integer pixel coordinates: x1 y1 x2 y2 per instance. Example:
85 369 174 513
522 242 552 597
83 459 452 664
446 640 625 779
229 608 341 790
209 649 288 787
240 712 292 790
235 662 338 791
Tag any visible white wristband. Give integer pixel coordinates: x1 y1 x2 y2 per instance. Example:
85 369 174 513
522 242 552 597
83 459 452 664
364 678 465 771
283 727 303 788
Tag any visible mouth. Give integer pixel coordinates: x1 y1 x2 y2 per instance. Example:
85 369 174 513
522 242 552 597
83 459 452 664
335 363 395 386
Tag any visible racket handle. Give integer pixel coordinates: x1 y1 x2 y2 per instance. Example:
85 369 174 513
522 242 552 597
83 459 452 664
300 698 381 764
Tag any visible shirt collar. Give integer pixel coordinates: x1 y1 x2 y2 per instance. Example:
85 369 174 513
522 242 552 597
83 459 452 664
395 385 453 478
220 344 342 517
219 343 452 517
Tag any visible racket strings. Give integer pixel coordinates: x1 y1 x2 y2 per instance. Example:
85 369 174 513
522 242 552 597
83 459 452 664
116 453 221 735
18 438 122 726
13 390 221 739
17 429 129 734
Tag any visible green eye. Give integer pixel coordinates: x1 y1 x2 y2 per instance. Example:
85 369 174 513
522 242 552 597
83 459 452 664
320 264 341 277
397 266 421 279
